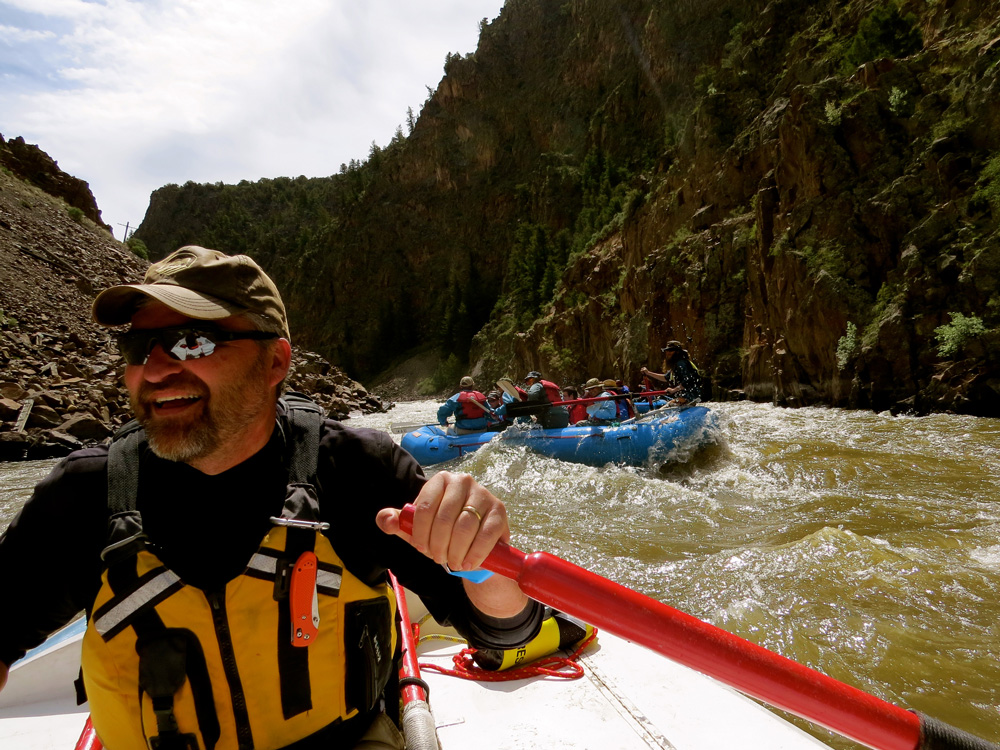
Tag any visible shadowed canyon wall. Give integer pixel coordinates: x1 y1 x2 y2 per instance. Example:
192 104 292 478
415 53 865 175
136 0 1000 415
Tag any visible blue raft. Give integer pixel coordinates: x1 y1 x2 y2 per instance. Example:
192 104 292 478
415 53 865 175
400 425 497 466
400 406 719 468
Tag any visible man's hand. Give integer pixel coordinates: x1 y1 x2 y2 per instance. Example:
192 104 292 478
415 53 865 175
377 471 510 572
376 471 529 618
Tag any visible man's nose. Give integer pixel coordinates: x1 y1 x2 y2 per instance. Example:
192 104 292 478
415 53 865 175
140 343 184 380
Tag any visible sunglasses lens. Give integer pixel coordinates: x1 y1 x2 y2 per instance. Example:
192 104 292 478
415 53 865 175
170 332 216 361
119 329 219 365
119 333 152 365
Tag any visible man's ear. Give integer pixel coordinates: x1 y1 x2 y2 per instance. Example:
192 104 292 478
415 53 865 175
270 338 293 388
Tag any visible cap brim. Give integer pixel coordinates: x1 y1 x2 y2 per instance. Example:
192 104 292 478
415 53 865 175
92 283 241 327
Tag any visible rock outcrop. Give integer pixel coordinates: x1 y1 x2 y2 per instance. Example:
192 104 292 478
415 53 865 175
0 134 112 233
0 161 390 461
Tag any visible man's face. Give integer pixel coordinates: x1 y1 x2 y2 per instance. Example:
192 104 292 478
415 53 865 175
123 302 277 463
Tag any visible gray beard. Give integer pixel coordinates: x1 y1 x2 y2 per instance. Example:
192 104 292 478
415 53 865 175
133 346 272 464
143 415 220 463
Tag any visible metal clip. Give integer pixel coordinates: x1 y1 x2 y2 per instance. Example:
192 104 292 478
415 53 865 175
269 516 331 531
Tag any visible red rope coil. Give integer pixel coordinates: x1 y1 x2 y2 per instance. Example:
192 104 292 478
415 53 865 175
419 630 598 683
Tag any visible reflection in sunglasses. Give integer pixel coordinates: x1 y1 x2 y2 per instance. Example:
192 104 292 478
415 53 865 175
170 333 216 360
117 327 278 365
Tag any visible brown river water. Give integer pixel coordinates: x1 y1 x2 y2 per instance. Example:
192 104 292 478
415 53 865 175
2 400 998 747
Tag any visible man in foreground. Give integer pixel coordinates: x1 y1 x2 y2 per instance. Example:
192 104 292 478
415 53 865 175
0 246 542 750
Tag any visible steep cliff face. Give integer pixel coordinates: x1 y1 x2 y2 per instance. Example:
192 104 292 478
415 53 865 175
137 0 752 379
0 134 112 232
136 0 1000 415
476 0 1000 416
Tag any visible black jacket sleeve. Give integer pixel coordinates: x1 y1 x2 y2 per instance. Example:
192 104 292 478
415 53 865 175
315 422 543 649
0 448 108 667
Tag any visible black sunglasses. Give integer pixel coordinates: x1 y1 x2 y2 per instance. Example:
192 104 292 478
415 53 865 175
117 326 278 365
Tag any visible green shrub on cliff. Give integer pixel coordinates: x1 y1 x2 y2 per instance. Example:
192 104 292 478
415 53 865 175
417 353 465 396
837 322 858 369
538 341 578 374
935 313 986 358
126 236 149 260
825 101 843 126
506 223 553 328
844 3 922 69
888 87 909 116
970 155 1000 214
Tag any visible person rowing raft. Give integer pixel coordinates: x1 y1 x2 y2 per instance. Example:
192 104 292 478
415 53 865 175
0 246 543 750
641 340 703 405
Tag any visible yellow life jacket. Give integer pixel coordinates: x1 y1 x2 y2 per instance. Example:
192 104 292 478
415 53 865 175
80 396 398 750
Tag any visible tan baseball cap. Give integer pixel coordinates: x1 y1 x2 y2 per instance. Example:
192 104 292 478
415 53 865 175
92 245 290 340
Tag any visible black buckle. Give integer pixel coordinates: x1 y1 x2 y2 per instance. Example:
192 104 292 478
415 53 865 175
148 732 199 750
273 557 293 600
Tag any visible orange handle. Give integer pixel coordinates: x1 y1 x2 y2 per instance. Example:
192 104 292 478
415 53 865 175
289 551 319 646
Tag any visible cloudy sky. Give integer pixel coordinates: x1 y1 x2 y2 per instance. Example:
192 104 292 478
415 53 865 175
0 0 505 239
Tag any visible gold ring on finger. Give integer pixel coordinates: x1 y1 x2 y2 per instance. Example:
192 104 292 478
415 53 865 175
461 505 484 525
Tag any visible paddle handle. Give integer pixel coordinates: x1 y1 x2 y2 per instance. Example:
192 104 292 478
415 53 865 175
398 504 997 750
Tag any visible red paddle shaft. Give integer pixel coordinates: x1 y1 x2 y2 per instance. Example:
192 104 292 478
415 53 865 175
643 375 655 407
399 505 924 750
74 717 102 750
550 389 669 407
389 571 427 704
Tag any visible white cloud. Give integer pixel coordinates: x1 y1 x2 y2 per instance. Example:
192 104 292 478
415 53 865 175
0 0 92 19
0 0 504 237
0 24 57 43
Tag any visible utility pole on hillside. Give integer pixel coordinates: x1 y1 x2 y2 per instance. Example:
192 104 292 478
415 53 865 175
118 222 133 241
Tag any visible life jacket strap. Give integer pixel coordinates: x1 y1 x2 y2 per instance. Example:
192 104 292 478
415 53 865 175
273 395 326 719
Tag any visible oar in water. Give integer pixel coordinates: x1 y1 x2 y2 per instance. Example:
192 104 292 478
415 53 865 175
398 504 997 750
